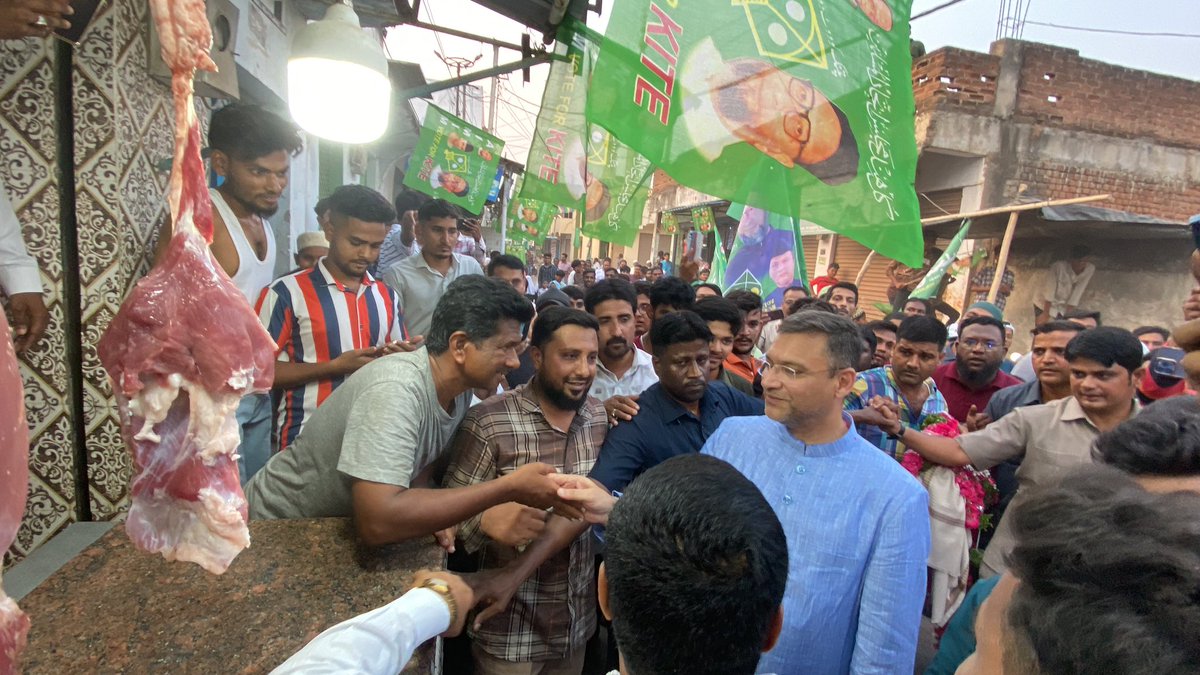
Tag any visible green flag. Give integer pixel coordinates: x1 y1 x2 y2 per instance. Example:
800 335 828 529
579 136 653 246
723 203 810 312
910 219 971 299
661 210 679 235
585 0 923 265
691 206 716 234
507 177 558 243
404 105 504 213
710 225 729 292
520 19 654 247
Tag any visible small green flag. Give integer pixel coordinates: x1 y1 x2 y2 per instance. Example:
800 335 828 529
691 206 716 234
661 211 679 234
507 176 558 243
404 105 504 213
710 225 729 292
910 220 971 299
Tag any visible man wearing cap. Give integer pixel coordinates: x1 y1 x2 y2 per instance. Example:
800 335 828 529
1135 347 1193 406
257 185 420 463
292 231 329 272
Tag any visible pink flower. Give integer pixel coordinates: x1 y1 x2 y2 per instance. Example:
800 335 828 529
900 451 924 477
923 420 962 439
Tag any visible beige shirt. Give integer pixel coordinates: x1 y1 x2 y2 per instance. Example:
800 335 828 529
959 396 1138 576
382 251 484 337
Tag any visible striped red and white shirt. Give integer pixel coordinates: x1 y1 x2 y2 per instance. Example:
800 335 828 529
256 259 406 452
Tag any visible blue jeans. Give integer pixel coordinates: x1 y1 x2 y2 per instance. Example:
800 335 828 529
236 393 273 485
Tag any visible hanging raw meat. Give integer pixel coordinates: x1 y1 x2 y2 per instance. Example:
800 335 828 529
97 0 274 574
0 311 30 673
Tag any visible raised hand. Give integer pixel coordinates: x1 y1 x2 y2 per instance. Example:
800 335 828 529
965 405 992 432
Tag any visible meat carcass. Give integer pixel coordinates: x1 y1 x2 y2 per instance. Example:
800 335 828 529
0 312 30 672
97 0 274 574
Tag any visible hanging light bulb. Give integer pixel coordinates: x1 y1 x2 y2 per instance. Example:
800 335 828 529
288 1 391 144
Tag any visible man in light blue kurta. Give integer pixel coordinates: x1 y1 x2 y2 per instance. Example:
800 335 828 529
702 310 930 675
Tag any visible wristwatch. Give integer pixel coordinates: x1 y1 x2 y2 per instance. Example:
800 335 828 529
420 577 458 628
886 425 905 441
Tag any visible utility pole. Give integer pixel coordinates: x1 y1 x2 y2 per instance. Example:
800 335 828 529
435 51 482 119
487 44 500 133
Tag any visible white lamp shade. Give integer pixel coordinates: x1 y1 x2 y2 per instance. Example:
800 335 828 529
288 3 391 144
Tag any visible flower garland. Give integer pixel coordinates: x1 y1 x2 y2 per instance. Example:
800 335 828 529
900 414 998 535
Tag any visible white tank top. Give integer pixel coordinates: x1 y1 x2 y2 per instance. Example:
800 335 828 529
209 188 276 303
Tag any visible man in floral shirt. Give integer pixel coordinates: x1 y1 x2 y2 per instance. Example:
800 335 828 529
845 316 949 460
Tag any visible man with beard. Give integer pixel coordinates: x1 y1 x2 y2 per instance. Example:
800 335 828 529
153 104 303 480
826 281 859 318
581 267 597 290
932 316 1022 423
694 297 757 397
878 327 1142 577
585 280 659 424
866 320 897 368
701 311 928 674
589 311 762 494
256 185 420 461
723 290 766 385
844 316 950 459
383 199 484 338
246 277 580 548
154 103 301 303
443 307 607 675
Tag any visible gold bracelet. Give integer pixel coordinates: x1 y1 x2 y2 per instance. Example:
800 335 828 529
420 577 458 629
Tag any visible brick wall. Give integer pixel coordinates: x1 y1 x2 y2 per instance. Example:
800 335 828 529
1011 43 1200 150
911 48 999 114
1010 159 1200 221
650 168 677 196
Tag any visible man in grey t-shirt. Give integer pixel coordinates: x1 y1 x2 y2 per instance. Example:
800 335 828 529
246 276 581 547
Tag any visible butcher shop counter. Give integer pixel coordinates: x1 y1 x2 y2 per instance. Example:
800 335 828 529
17 518 444 673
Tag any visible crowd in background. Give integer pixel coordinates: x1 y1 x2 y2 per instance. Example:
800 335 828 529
169 104 1197 675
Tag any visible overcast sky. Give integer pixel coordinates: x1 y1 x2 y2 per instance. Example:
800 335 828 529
383 0 1199 163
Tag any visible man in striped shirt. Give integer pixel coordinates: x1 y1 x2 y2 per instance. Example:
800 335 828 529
257 185 421 453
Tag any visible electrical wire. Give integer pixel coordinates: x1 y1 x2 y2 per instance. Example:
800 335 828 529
1023 20 1200 39
912 0 974 21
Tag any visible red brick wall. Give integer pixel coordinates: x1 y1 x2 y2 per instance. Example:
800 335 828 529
650 168 677 196
1012 159 1200 222
911 48 1000 114
1012 43 1200 150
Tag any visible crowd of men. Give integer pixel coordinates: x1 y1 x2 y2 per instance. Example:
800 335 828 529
192 105 1196 675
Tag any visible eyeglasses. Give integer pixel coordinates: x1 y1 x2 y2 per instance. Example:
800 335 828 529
759 358 835 381
960 338 999 351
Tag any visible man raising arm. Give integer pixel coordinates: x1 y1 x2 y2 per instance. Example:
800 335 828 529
245 276 579 547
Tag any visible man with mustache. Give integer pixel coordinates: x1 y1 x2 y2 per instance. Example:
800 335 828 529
877 327 1142 577
932 316 1022 424
723 290 766 387
255 185 419 464
153 103 303 483
444 306 607 674
586 279 659 424
590 309 765 494
383 199 485 338
844 316 950 459
247 276 578 557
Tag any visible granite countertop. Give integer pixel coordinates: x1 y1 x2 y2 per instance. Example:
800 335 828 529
18 518 445 673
